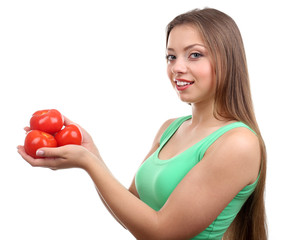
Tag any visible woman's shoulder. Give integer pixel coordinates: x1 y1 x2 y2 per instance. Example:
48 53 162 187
155 118 177 141
222 123 259 147
152 116 188 146
213 122 260 157
207 124 261 184
160 115 192 134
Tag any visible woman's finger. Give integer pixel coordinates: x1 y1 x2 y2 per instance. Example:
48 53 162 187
63 116 74 126
17 145 50 168
24 126 31 132
36 146 65 158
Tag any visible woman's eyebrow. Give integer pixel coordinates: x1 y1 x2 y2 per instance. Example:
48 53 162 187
167 43 206 52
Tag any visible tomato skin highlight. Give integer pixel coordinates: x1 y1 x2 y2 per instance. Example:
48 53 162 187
24 130 57 158
30 109 64 134
55 124 82 147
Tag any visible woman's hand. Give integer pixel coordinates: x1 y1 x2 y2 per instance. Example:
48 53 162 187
17 144 93 171
63 116 101 157
18 116 101 171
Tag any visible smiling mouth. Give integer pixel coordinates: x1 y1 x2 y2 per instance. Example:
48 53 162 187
174 79 195 91
175 80 194 86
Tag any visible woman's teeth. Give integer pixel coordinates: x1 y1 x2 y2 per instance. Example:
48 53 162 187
176 81 194 86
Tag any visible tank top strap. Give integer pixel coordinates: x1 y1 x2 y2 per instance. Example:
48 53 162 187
198 122 256 159
160 115 192 145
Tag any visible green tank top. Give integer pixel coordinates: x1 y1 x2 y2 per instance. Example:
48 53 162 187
135 115 259 240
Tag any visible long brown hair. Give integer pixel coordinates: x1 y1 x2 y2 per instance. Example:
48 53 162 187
166 8 267 240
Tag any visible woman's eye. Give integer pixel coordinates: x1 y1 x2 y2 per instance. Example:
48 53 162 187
190 52 203 59
166 55 176 62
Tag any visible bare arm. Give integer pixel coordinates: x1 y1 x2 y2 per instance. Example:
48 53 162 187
85 127 260 239
76 127 260 239
18 122 260 239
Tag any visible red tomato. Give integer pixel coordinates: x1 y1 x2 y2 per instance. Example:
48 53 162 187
55 124 82 147
30 109 64 134
24 130 57 158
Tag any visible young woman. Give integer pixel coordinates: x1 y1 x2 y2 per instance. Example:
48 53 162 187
18 8 267 240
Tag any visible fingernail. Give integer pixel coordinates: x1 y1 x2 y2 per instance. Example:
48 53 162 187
36 150 44 156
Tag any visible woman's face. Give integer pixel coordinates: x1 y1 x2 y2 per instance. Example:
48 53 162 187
166 24 216 105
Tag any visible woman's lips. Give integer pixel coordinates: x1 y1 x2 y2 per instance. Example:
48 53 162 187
175 79 195 91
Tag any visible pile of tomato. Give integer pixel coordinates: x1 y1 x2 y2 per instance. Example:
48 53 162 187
24 109 82 158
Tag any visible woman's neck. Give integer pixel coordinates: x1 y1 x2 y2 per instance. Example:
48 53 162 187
190 100 227 127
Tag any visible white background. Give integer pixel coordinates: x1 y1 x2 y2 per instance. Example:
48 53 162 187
0 0 285 239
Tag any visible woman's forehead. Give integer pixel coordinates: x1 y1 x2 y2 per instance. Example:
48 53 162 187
167 25 205 50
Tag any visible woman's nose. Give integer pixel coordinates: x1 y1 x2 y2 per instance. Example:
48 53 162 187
171 57 187 74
